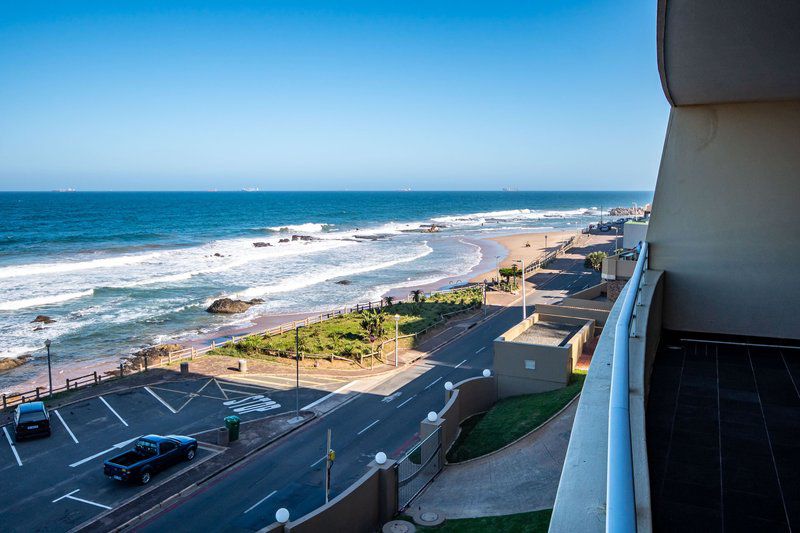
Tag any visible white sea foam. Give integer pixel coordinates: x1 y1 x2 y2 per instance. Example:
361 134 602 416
265 222 333 233
0 290 95 311
0 253 159 280
432 207 592 226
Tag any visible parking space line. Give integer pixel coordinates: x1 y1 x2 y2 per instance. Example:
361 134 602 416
244 490 277 514
2 426 22 466
52 489 111 510
149 386 224 402
301 380 358 411
196 378 215 394
309 455 326 468
234 374 332 387
425 377 443 390
70 437 138 468
475 346 486 354
144 387 178 414
98 396 129 427
357 419 380 436
53 410 79 444
213 379 229 400
455 359 467 368
218 380 273 391
221 387 272 397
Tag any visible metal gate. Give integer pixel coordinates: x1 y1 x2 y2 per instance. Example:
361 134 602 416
396 427 443 510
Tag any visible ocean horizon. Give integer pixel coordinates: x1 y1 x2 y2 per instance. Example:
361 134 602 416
0 190 652 392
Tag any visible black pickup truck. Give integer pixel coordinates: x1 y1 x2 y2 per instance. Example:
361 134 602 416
104 434 198 485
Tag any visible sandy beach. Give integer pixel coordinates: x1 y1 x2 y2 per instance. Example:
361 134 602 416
469 230 578 283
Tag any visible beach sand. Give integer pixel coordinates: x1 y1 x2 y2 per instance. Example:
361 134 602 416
469 230 578 283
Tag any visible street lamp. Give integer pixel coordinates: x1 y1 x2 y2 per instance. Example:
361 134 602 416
394 314 400 367
294 325 305 416
514 259 527 320
44 339 52 396
495 255 502 286
545 234 548 251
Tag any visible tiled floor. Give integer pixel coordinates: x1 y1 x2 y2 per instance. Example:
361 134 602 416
647 336 800 532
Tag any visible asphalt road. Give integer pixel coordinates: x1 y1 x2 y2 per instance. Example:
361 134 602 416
135 241 608 532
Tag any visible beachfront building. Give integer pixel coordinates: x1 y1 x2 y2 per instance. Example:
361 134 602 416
550 2 800 532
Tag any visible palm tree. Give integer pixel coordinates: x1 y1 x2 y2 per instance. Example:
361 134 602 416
410 289 423 303
383 295 395 307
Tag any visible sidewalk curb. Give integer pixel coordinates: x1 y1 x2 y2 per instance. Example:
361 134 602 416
72 411 316 533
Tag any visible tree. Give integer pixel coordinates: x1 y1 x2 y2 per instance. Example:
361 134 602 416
359 309 386 344
410 289 423 303
383 295 395 307
584 251 608 271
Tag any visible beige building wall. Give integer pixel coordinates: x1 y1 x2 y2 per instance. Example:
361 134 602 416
648 101 800 340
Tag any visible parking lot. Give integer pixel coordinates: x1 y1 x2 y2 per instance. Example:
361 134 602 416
0 373 347 532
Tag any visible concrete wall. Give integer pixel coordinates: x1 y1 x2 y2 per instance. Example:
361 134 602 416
569 282 606 301
601 254 637 281
282 460 397 533
623 221 648 250
648 101 800 340
494 314 594 399
536 301 611 327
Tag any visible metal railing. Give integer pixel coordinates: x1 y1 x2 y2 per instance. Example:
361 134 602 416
606 241 648 532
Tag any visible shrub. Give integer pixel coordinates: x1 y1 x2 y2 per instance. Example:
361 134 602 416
584 251 607 271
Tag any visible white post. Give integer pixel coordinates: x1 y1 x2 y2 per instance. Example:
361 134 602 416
325 429 332 504
394 314 400 367
521 258 527 320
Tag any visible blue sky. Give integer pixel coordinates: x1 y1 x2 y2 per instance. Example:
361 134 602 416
0 1 668 191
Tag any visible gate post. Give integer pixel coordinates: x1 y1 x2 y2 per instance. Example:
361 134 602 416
375 458 398 525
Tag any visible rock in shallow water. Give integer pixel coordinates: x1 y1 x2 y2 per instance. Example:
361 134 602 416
206 298 264 314
31 315 56 324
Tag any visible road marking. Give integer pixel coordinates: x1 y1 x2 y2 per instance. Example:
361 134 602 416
357 419 380 435
233 374 333 387
309 455 326 468
98 396 128 427
396 395 416 409
53 410 79 443
381 392 402 403
301 380 358 411
244 490 277 514
144 387 178 414
214 378 229 400
455 359 467 369
69 437 138 468
425 377 442 390
52 489 111 510
475 346 486 354
2 426 22 466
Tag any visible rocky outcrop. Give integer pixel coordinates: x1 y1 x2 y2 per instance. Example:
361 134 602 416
291 235 314 241
31 315 56 324
278 238 290 243
127 344 183 370
253 242 272 247
0 354 30 374
609 206 645 217
206 298 264 314
335 279 352 285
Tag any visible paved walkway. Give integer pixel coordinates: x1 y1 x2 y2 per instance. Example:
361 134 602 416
411 399 578 518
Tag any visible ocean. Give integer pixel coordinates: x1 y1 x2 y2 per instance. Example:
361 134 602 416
0 190 652 391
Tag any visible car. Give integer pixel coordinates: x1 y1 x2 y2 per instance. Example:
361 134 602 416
13 401 51 440
104 434 198 485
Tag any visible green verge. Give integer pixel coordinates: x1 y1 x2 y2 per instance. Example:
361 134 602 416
446 371 586 463
404 508 552 533
208 287 483 362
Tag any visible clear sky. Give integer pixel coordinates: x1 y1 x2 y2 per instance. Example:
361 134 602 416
0 1 668 191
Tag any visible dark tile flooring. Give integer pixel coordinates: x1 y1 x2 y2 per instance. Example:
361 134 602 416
648 336 800 532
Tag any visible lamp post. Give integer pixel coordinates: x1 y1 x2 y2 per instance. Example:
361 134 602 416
394 314 400 367
45 339 53 396
545 234 548 251
294 325 304 416
514 259 527 320
495 255 501 286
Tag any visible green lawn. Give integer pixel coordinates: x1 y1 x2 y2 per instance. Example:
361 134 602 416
209 287 482 362
405 509 552 533
446 372 585 462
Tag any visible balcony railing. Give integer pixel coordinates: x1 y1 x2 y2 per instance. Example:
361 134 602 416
606 241 649 532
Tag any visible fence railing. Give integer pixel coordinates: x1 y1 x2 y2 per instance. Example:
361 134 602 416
396 426 443 510
606 240 649 533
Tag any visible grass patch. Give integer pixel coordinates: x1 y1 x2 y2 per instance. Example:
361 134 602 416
446 371 586 462
404 508 552 532
209 288 483 362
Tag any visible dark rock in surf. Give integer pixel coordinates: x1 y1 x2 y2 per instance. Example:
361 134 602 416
278 238 290 243
206 298 264 314
335 280 352 285
291 235 314 241
253 242 272 248
31 315 56 324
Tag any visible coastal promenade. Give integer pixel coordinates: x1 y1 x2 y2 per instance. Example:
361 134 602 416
127 235 613 532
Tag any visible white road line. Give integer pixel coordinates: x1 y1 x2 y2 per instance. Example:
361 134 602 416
69 437 138 468
221 388 269 396
425 377 443 390
98 396 128 427
455 359 467 369
475 346 486 354
301 380 358 411
52 489 80 502
54 410 79 443
244 490 277 514
309 455 326 468
144 387 177 414
214 378 229 400
2 426 22 466
357 419 380 435
53 489 112 510
396 395 416 409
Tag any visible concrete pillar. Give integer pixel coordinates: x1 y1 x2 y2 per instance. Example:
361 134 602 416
180 362 189 375
217 427 229 447
375 459 398 526
238 359 248 373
